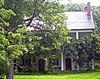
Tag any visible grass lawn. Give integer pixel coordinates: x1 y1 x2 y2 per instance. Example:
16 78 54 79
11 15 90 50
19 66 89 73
14 71 100 79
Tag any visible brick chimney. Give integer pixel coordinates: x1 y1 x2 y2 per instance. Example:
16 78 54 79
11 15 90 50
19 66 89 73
87 2 91 18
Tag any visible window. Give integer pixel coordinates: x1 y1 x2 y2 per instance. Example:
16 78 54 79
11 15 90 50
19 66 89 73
52 58 59 66
79 36 85 40
48 58 60 66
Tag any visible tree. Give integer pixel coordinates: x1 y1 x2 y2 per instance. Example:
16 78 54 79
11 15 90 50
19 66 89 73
92 6 100 33
0 28 29 79
0 0 38 78
66 3 86 11
0 0 70 78
22 0 70 72
63 33 100 70
2 0 35 32
0 0 28 79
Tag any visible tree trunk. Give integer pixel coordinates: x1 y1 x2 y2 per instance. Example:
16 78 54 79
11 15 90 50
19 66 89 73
6 60 14 79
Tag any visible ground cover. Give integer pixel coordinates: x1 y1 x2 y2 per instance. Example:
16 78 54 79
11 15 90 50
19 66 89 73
14 71 100 79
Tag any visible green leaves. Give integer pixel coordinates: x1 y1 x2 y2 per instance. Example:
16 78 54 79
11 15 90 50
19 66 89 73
7 45 28 59
0 28 29 63
0 32 9 46
0 8 16 19
0 51 6 61
37 1 66 28
0 0 4 6
0 8 16 26
8 32 22 44
0 44 4 50
66 3 86 11
0 0 70 74
92 6 100 33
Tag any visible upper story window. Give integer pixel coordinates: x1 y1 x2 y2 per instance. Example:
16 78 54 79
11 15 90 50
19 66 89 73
69 32 92 40
79 32 91 40
79 36 85 40
68 32 76 40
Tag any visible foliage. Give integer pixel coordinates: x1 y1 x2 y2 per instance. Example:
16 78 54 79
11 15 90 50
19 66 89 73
0 2 16 77
0 28 29 65
0 0 70 78
85 33 100 54
66 3 86 11
0 7 15 27
0 61 6 79
3 0 34 27
62 33 100 70
19 0 70 72
92 6 100 33
0 1 31 78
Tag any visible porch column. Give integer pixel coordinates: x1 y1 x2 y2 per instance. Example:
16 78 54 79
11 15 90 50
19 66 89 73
77 56 79 70
92 59 94 70
45 56 48 71
76 32 79 40
61 52 64 71
76 32 79 70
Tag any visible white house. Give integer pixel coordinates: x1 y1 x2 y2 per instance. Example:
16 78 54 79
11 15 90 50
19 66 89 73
42 2 95 72
17 2 95 72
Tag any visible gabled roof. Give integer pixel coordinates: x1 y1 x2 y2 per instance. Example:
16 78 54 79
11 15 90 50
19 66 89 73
65 12 95 30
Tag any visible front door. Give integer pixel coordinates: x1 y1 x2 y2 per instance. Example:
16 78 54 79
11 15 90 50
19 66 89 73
66 58 72 70
38 59 44 72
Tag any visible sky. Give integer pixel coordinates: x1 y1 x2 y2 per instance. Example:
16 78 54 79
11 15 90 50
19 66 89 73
61 0 100 6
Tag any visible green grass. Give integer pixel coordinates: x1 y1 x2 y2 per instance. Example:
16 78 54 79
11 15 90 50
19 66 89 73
14 71 100 79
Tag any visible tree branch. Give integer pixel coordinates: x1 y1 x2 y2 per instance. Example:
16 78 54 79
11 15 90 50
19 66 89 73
26 0 38 26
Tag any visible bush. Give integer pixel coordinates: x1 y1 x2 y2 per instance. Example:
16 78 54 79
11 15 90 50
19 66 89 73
0 62 6 79
0 68 5 79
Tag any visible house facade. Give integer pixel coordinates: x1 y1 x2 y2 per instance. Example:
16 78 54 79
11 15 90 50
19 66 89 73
42 2 95 71
16 2 95 72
